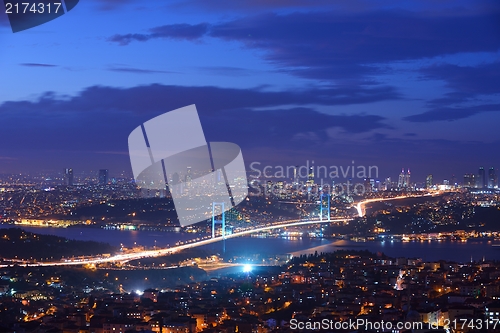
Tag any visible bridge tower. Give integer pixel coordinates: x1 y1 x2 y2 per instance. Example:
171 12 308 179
212 202 226 239
319 193 331 222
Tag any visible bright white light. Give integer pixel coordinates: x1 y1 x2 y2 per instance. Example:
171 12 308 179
135 289 143 296
243 264 252 273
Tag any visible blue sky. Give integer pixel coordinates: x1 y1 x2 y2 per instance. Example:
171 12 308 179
0 0 499 182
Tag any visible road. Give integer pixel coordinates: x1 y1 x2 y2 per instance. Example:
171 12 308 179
355 192 439 217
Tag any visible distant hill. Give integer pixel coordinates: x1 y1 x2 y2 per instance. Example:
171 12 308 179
0 228 116 261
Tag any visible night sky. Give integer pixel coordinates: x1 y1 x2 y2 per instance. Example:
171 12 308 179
0 0 499 183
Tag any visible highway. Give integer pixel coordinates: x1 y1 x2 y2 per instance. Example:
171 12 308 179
1 193 437 267
355 192 439 217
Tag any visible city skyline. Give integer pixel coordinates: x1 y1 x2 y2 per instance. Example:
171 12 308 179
3 163 498 191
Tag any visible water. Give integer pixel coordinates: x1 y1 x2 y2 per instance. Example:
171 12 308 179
1 224 499 263
201 237 500 262
0 224 195 247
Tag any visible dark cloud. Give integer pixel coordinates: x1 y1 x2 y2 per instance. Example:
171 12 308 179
403 104 500 122
209 11 500 77
108 66 179 74
109 10 500 83
0 83 395 154
422 62 500 99
405 62 500 122
38 83 396 116
203 107 389 149
109 23 210 45
20 63 58 67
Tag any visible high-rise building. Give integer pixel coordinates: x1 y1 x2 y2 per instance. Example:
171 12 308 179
488 167 497 188
405 169 411 189
308 167 314 185
477 166 486 188
397 169 411 190
64 168 74 186
293 166 299 185
463 174 475 187
98 169 109 185
364 178 372 192
385 177 391 191
426 174 433 189
450 174 457 188
398 169 405 189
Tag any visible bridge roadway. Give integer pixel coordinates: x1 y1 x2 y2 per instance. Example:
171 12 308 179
0 217 350 267
355 193 435 217
1 193 438 267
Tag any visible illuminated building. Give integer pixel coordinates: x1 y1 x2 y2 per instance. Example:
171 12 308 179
363 178 372 192
308 166 314 185
185 166 192 186
385 177 391 190
477 166 486 188
450 174 457 187
463 174 475 187
398 169 410 190
293 165 299 186
398 169 405 189
426 174 433 189
64 168 74 186
488 167 497 188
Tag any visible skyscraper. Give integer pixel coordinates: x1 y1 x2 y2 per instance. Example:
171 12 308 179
64 168 74 186
308 166 314 185
426 174 433 189
477 166 486 188
364 178 372 192
185 166 192 189
293 166 298 186
385 177 391 191
397 169 411 190
98 169 109 185
488 167 497 188
398 169 405 189
405 169 411 189
450 174 457 188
